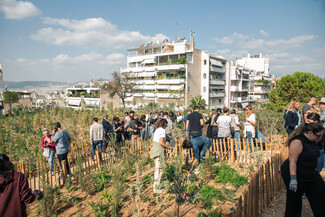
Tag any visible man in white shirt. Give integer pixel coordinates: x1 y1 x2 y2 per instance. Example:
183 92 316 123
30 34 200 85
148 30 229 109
90 117 104 161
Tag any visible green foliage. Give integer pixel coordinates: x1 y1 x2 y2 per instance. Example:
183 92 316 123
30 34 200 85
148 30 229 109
37 185 61 217
110 164 126 217
201 155 216 180
189 96 207 110
197 209 222 217
267 72 325 111
199 185 225 209
3 91 20 114
91 169 112 192
177 56 187 64
188 174 198 183
214 163 248 187
90 201 110 217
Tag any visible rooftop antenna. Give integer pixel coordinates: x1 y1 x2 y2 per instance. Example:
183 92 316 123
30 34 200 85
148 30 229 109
176 22 178 41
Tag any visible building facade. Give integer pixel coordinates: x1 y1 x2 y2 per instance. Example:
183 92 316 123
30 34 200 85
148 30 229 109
120 35 227 109
225 63 255 109
236 53 271 103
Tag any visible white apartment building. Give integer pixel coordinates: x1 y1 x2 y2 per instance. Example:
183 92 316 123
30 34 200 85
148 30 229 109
120 35 227 109
65 85 101 109
236 53 271 102
225 63 255 109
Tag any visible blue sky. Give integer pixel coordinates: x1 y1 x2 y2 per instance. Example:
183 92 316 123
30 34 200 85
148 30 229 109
0 0 324 82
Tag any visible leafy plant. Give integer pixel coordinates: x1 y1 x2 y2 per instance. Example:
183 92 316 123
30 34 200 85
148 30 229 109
199 185 225 209
214 163 248 187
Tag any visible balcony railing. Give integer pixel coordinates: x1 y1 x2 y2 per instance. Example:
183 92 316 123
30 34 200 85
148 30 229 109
209 93 225 98
209 80 225 85
210 66 225 73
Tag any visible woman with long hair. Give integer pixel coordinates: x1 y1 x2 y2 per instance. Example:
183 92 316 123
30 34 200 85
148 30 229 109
211 108 222 140
244 105 256 152
281 123 325 216
205 109 216 139
0 154 43 217
112 116 123 147
285 100 301 135
150 119 169 193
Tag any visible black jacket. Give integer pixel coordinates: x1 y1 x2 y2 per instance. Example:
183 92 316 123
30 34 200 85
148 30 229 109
102 119 111 134
284 109 300 135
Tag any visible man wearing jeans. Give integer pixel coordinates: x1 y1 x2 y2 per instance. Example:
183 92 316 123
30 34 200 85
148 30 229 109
51 122 71 176
90 117 104 161
182 136 212 174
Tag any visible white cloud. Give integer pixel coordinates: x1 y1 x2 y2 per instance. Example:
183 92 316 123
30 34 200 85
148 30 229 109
0 0 41 19
214 32 324 77
259 30 269 37
5 53 126 81
31 17 169 49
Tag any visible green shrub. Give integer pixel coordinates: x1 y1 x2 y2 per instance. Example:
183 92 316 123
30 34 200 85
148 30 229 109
214 163 248 187
199 185 225 209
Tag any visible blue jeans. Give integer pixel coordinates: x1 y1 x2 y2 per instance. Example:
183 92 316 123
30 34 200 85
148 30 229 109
246 131 253 152
47 150 55 172
92 140 102 161
191 136 212 163
149 126 155 139
190 131 202 139
231 131 240 151
318 149 324 173
57 152 70 175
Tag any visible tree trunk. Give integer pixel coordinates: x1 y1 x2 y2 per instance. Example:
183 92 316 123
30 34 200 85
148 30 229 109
122 98 125 107
9 103 12 115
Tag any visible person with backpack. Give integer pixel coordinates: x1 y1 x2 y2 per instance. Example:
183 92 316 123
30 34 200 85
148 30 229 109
284 100 301 136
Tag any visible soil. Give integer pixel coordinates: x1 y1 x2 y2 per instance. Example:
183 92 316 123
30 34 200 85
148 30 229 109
259 170 325 217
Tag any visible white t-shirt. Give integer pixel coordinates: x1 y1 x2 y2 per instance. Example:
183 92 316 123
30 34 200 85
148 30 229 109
217 115 232 129
245 113 256 132
176 115 183 123
217 115 232 138
153 128 166 143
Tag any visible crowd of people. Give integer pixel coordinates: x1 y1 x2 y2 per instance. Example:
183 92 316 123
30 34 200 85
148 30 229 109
1 96 325 216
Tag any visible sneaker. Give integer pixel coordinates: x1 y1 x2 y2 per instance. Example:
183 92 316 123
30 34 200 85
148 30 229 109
194 168 200 174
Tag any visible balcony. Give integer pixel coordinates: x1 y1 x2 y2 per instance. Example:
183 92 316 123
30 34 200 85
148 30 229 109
144 93 155 98
156 64 185 71
156 79 185 85
210 66 225 73
230 97 249 103
230 86 249 92
133 93 144 97
156 93 183 98
209 80 225 85
209 93 225 98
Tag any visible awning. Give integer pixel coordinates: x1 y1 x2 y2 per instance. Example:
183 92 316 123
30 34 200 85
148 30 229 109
142 58 155 64
210 58 223 67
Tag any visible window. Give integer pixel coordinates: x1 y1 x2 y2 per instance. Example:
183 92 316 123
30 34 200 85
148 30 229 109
203 73 206 79
203 87 206 92
188 86 191 92
219 99 222 103
204 60 207 65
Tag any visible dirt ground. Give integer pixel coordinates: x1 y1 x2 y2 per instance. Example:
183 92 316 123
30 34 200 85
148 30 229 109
260 170 325 217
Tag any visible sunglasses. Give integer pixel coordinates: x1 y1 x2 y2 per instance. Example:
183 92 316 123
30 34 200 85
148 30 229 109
313 133 322 138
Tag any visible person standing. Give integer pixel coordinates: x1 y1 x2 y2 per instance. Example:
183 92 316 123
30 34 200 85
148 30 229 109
186 106 204 138
149 112 159 138
90 117 104 162
41 129 56 175
280 122 325 217
204 109 216 139
244 105 256 152
183 109 192 132
284 100 301 135
102 113 111 152
112 116 123 150
182 136 212 174
302 97 318 123
176 111 183 124
0 154 44 217
51 122 71 176
123 112 131 141
229 109 241 150
163 112 173 143
150 119 169 193
129 114 141 142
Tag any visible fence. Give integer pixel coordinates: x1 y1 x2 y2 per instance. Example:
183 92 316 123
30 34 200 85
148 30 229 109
14 136 289 217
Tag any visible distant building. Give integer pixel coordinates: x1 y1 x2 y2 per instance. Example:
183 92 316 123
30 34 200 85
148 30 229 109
65 85 101 110
225 62 255 109
120 34 227 109
236 53 271 103
2 91 32 114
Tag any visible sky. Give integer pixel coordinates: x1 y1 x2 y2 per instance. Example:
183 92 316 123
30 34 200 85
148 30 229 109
0 0 324 83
